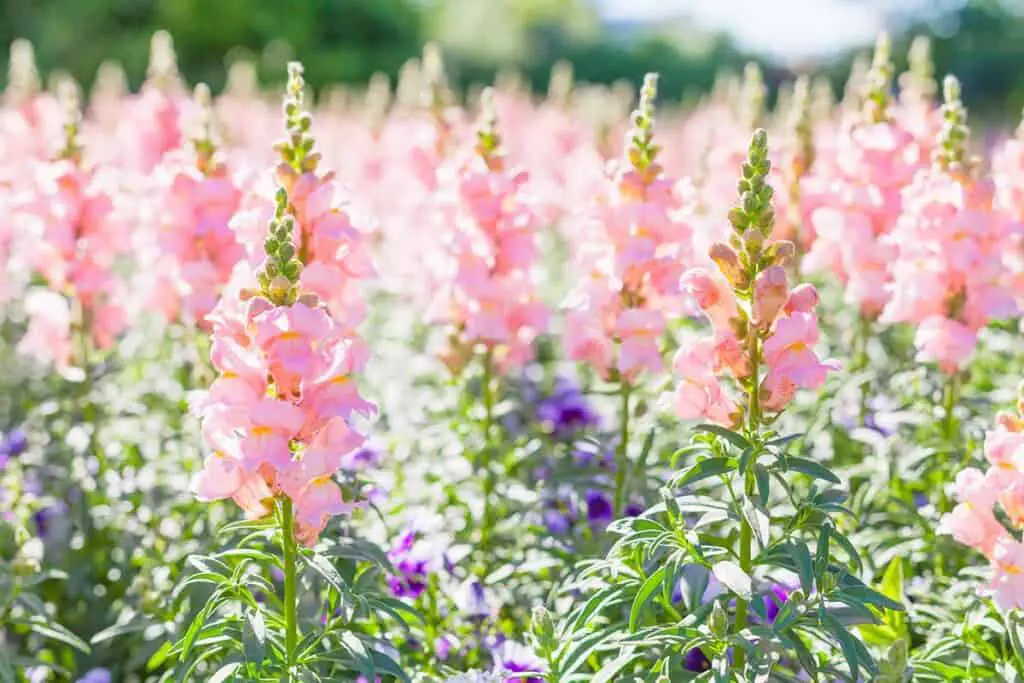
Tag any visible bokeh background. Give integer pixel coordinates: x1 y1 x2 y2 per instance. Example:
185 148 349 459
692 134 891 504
1 0 1023 121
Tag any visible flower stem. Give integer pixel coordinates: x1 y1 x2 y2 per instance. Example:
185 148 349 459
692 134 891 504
937 372 960 515
853 315 871 425
735 323 761 673
479 349 496 553
281 497 299 680
613 379 632 518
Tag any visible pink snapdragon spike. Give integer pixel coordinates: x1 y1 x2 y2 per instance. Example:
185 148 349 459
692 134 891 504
942 397 1024 611
149 84 246 326
801 34 923 318
14 83 128 369
193 63 375 547
881 76 1018 374
119 31 186 172
432 87 548 373
673 129 838 427
564 73 695 383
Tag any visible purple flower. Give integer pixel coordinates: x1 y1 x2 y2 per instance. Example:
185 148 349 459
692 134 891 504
387 529 430 599
684 648 711 672
912 491 928 509
542 493 577 535
75 669 112 683
457 579 492 620
349 444 382 469
435 634 457 660
762 584 790 623
624 500 645 517
0 429 27 459
535 378 600 439
388 558 429 599
585 489 614 529
495 640 545 683
33 503 66 538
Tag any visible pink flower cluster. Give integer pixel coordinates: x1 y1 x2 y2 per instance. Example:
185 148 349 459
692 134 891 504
801 119 921 317
195 294 375 545
673 129 838 426
431 90 547 371
880 169 1017 373
800 37 923 318
674 271 835 425
564 74 695 382
193 61 376 546
941 407 1024 611
16 157 127 369
150 156 245 325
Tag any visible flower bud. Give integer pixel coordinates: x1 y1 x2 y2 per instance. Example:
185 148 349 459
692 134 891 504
530 605 556 655
771 240 796 266
742 229 763 254
268 275 292 302
709 243 746 289
708 600 729 638
783 283 820 315
753 266 789 328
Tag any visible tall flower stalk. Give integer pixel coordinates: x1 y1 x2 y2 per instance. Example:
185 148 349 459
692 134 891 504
564 73 695 518
183 62 380 680
434 87 547 556
552 131 898 681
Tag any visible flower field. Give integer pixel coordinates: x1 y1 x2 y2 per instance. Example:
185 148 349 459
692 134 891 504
5 30 1024 681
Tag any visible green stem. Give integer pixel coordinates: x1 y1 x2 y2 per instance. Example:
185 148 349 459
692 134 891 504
479 349 495 553
613 380 632 518
735 324 761 673
281 498 299 680
854 316 871 426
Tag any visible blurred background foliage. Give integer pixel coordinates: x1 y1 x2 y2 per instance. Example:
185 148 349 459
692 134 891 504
1 0 1023 122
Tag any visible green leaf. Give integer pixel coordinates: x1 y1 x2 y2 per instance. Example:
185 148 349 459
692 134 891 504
672 457 732 489
842 585 904 612
209 662 241 683
301 551 349 597
782 456 841 484
244 608 266 667
823 613 861 678
20 618 91 654
147 640 174 671
672 444 713 468
90 617 150 645
0 652 15 683
815 525 831 579
754 464 770 505
695 424 752 450
712 561 752 600
786 541 814 595
741 498 770 548
766 433 803 447
629 567 666 631
323 537 394 572
593 649 638 683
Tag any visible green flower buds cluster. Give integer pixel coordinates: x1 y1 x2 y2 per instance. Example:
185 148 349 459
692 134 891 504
789 75 815 178
57 79 83 164
258 186 302 306
901 35 936 102
275 62 320 174
729 129 775 237
625 73 661 176
863 32 894 124
475 87 504 169
192 83 218 174
934 75 971 174
740 62 766 130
